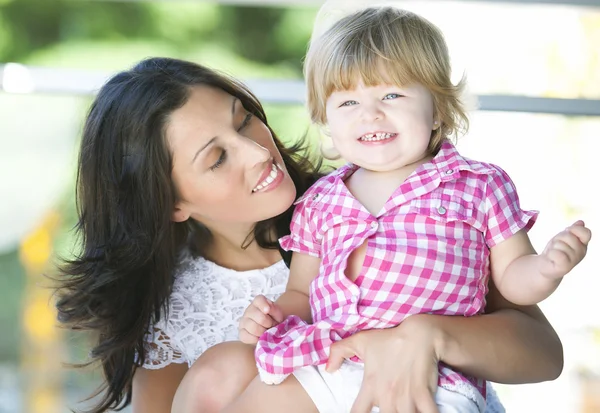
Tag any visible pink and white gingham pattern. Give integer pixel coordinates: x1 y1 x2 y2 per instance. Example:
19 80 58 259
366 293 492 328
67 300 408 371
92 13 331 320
256 140 538 402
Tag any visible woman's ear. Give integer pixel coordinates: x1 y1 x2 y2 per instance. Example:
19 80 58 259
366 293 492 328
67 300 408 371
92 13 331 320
432 119 441 130
172 202 190 222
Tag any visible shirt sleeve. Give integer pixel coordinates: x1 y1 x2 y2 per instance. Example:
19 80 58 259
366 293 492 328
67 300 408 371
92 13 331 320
484 165 538 247
279 197 322 258
141 325 187 370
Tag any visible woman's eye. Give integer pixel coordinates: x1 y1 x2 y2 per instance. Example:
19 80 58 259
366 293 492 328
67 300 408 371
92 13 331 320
209 149 227 171
383 93 403 100
237 113 253 131
340 100 358 107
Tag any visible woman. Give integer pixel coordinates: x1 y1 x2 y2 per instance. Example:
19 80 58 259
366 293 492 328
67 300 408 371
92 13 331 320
55 57 562 413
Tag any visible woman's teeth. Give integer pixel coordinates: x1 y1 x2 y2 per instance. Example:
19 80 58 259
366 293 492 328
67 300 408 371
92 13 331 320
359 132 395 141
252 163 278 192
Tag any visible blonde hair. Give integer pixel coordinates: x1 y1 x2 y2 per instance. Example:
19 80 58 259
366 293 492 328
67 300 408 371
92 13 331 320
304 6 469 153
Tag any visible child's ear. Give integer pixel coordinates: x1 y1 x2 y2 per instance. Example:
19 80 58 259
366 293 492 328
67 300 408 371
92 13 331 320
319 128 342 161
320 141 342 161
172 202 190 222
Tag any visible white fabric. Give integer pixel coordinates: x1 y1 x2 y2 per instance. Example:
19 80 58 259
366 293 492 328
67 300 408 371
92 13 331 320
142 253 287 369
293 361 483 413
141 252 504 413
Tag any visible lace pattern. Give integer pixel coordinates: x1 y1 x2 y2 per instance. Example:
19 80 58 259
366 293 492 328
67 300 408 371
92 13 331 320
140 253 504 413
142 253 287 369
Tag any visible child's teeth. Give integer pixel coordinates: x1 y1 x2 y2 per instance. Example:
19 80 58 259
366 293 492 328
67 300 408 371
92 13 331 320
361 133 393 141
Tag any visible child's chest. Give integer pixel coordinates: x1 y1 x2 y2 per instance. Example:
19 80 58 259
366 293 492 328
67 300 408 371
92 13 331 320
344 170 408 216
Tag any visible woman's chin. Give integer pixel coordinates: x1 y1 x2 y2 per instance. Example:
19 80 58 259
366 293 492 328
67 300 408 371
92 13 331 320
256 181 297 220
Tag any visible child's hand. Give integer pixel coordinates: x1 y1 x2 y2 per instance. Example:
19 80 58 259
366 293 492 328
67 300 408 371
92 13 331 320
238 295 284 345
540 220 592 280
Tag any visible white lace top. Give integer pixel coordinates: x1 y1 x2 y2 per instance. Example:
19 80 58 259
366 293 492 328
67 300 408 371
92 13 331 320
142 253 288 369
142 252 504 413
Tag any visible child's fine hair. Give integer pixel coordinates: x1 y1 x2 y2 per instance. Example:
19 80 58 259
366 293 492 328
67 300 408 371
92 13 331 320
304 6 469 154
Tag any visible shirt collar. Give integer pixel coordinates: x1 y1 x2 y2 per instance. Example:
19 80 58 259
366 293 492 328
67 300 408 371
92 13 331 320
296 139 494 207
333 140 494 181
425 139 496 181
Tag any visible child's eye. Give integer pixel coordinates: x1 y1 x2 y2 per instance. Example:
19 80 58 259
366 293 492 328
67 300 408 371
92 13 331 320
340 100 358 107
383 93 403 100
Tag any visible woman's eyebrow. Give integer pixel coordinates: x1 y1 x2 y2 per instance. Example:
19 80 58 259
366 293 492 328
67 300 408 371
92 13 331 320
191 137 217 164
190 97 238 164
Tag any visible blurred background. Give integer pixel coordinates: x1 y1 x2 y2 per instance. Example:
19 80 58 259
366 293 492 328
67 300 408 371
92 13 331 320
0 0 598 412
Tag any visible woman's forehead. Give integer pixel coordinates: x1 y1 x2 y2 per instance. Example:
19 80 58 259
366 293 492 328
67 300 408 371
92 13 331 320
165 87 236 152
171 87 236 125
187 85 235 109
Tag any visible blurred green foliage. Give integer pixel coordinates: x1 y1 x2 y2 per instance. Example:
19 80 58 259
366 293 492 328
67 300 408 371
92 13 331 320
0 0 317 77
0 251 26 360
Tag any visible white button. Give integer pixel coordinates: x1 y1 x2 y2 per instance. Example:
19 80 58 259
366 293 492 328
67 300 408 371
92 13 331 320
437 206 447 215
446 169 454 174
371 221 378 229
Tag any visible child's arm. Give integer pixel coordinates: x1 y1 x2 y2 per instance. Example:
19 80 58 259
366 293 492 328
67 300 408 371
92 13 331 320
491 220 591 305
273 252 321 322
238 252 321 345
239 182 323 345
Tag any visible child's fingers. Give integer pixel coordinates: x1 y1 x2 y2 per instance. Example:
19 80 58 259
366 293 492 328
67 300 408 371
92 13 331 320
251 294 272 314
550 230 588 255
238 318 267 338
548 238 577 258
568 224 592 245
239 328 259 345
545 247 569 265
246 306 276 329
267 302 285 324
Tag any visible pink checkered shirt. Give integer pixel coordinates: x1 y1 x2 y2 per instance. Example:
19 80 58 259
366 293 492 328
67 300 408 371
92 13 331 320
256 140 537 404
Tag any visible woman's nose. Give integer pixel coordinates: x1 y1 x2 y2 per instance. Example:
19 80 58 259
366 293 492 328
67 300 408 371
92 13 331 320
239 135 271 168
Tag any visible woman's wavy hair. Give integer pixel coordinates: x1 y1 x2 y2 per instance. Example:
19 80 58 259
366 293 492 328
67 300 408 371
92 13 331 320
55 57 320 412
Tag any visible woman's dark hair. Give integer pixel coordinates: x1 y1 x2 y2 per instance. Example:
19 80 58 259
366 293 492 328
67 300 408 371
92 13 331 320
55 57 320 412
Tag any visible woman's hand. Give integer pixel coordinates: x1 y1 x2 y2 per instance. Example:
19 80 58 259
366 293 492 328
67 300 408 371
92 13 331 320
326 315 441 413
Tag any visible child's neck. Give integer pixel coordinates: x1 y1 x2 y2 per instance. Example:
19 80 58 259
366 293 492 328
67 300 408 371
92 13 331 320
346 155 433 216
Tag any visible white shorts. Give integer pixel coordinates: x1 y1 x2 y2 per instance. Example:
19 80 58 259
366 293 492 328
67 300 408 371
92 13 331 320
293 361 483 413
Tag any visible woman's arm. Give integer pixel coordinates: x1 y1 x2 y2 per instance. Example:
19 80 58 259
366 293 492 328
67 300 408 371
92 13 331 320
429 276 563 383
132 363 188 413
329 277 563 384
325 277 563 412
